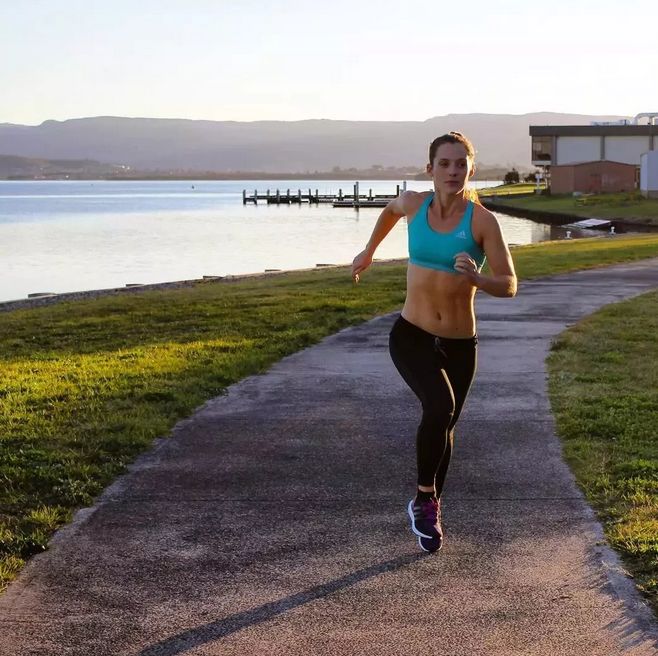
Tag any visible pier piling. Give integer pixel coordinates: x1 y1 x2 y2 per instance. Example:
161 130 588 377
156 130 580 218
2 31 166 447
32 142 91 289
242 182 407 207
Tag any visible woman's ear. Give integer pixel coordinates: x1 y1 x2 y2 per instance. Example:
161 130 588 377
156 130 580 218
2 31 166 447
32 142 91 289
426 162 433 176
469 164 476 179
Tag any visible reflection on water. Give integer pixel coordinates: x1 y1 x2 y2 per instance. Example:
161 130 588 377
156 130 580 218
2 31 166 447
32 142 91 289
0 180 611 302
500 215 603 244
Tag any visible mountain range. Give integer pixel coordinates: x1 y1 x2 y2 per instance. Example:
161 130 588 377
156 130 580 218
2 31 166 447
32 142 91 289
0 112 628 173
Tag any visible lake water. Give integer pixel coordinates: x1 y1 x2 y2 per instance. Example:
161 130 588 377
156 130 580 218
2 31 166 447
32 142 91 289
0 179 582 303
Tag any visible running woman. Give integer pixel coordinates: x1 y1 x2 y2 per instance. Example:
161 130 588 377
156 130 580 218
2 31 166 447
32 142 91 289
351 132 517 552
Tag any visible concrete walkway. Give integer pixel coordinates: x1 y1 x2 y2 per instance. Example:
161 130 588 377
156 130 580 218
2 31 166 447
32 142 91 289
2 259 658 655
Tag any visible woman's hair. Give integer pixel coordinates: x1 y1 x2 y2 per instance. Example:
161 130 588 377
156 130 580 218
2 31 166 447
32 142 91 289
428 132 480 203
428 131 475 165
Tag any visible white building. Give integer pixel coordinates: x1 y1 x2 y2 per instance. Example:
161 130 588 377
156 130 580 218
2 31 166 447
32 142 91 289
640 151 658 198
530 112 658 168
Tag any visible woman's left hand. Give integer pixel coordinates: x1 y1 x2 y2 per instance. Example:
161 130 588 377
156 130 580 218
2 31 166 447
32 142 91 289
453 252 480 285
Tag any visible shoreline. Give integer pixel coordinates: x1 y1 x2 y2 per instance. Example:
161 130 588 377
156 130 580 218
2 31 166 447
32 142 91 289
0 259 406 313
5 196 655 312
0 230 627 312
480 198 658 230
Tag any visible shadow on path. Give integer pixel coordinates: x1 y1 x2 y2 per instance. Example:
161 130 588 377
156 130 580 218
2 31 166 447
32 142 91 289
139 552 424 655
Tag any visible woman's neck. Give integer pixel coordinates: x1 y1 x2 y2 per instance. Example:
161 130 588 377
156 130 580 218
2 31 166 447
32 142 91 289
432 190 467 218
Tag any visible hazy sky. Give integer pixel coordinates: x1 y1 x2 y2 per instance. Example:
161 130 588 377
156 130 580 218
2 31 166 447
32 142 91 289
2 0 656 125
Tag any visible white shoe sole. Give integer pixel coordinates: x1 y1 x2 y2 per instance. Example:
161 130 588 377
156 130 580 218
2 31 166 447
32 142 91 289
418 536 442 553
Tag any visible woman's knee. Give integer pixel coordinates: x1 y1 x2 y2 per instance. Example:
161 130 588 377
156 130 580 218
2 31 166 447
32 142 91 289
421 403 454 430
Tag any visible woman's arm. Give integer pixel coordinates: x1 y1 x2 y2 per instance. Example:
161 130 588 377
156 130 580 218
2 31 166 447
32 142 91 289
351 191 415 281
454 210 517 298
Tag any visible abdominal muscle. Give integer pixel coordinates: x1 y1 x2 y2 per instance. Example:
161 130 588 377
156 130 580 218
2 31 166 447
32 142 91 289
401 263 477 338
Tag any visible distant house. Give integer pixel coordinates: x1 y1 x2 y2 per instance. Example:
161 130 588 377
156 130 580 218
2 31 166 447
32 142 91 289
530 113 657 193
550 160 637 194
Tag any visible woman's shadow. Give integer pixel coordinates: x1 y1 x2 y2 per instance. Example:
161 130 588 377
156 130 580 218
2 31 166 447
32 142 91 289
139 552 425 655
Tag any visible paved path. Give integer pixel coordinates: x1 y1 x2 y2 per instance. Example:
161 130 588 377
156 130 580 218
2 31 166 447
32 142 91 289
2 259 658 655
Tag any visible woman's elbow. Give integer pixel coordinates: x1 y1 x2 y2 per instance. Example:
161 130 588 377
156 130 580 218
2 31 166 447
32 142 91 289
494 274 517 297
506 276 518 298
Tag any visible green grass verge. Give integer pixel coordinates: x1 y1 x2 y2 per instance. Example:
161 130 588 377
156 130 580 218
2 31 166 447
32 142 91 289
478 182 543 196
1 234 658 593
493 192 658 225
547 289 658 615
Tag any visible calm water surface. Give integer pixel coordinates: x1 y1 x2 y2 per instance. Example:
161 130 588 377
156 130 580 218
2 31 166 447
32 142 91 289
0 179 586 302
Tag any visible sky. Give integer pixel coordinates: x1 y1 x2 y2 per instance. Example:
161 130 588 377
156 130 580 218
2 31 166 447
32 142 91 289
1 0 657 125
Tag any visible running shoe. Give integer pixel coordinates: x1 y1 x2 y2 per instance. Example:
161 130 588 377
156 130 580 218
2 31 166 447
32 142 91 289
407 496 443 552
418 534 442 553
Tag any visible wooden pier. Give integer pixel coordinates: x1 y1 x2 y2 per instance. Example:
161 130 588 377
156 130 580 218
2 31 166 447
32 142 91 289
242 182 408 208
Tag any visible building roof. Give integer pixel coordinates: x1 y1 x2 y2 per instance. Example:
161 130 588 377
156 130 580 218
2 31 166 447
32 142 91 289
530 125 656 137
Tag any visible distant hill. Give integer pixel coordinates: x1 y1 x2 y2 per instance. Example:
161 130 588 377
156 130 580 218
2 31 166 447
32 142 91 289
0 113 629 173
0 154 510 181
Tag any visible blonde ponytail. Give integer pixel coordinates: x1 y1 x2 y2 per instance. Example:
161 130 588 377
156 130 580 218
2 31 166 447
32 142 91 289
466 186 481 205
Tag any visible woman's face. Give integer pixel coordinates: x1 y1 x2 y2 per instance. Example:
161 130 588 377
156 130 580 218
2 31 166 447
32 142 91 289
427 142 475 194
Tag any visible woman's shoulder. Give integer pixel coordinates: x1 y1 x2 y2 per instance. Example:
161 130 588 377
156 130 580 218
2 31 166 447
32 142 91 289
472 201 499 225
400 190 432 221
471 201 502 243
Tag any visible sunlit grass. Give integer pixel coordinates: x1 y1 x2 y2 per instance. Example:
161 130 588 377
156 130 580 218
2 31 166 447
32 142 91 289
548 290 658 615
478 182 543 196
493 191 658 224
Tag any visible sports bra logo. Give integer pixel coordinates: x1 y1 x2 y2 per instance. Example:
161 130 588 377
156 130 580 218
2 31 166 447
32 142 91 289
456 230 467 239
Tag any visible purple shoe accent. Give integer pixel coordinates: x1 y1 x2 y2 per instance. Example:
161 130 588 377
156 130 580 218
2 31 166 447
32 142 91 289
407 497 443 541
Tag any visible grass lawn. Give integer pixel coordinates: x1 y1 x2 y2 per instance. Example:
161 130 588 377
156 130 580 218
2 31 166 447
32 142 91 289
492 192 658 225
478 182 542 196
1 234 658 597
548 289 658 616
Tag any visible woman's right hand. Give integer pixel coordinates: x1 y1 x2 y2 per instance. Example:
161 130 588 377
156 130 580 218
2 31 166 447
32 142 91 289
351 249 373 283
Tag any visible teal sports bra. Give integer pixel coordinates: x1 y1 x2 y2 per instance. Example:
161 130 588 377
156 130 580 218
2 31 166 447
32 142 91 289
408 194 486 274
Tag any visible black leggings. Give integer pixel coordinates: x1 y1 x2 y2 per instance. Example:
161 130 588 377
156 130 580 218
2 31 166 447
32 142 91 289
389 314 478 494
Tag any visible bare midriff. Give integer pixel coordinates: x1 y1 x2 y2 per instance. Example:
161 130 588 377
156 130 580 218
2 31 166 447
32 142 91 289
401 262 477 338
